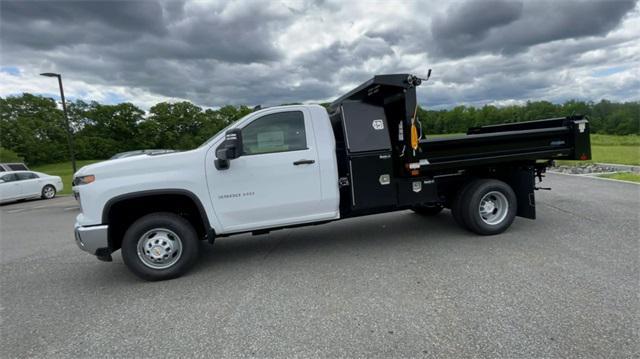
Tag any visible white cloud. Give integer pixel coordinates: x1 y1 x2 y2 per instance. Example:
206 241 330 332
1 0 638 110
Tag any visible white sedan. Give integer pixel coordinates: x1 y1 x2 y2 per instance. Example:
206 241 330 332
0 171 64 203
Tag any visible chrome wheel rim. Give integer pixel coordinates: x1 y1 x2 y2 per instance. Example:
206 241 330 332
478 191 509 225
136 228 182 269
43 186 55 198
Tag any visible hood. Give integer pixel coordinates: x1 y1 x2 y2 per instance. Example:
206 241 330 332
74 149 202 180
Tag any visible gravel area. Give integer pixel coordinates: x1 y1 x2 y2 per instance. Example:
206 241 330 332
550 163 640 175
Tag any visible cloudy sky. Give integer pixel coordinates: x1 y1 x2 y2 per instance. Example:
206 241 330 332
1 0 639 110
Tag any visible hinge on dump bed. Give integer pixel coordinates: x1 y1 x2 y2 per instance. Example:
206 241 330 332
339 177 350 187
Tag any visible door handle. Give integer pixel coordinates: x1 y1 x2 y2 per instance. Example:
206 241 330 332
293 159 315 165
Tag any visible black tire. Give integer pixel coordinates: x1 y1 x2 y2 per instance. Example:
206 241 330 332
41 185 56 199
412 204 444 216
459 179 517 235
450 180 477 229
121 212 199 281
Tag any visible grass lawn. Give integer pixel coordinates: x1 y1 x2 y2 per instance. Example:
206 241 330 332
544 134 640 166
589 134 640 146
585 145 640 165
587 134 639 165
32 160 103 195
557 145 640 166
598 172 640 183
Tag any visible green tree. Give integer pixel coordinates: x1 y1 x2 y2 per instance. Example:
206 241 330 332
0 94 68 165
1 93 637 167
143 102 206 150
197 105 253 144
73 102 146 159
0 147 23 162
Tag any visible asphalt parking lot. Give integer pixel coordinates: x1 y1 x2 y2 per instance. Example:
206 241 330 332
1 173 638 358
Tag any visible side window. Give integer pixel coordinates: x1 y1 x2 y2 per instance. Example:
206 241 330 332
1 174 17 182
8 164 27 171
16 172 38 180
241 111 307 155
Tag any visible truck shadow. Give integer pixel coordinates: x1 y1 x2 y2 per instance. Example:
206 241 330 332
190 209 484 275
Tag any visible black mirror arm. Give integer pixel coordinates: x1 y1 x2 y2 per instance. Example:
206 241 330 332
215 159 229 170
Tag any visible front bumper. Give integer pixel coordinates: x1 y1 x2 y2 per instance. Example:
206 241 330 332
74 223 109 255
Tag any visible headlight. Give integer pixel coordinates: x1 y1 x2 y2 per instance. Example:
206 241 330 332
73 175 95 186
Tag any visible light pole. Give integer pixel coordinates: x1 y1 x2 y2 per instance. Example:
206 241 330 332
40 72 77 173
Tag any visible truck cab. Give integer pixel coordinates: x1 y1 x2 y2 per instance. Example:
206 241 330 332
203 105 340 233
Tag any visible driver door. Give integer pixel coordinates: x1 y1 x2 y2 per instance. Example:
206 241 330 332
206 109 324 233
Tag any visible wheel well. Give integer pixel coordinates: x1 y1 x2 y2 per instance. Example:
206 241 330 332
105 193 209 251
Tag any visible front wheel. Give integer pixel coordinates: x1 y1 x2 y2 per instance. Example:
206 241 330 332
121 212 199 281
459 179 517 235
41 185 56 199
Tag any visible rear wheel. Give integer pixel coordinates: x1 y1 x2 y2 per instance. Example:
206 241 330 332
121 212 199 281
412 204 443 216
459 179 517 235
450 180 477 229
41 185 56 199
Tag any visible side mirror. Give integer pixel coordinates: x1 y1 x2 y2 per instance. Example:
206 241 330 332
215 128 243 170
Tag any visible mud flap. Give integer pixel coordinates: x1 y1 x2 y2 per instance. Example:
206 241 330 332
506 166 536 219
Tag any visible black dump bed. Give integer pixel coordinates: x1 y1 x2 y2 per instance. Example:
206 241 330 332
327 74 591 216
329 74 591 177
419 116 591 171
